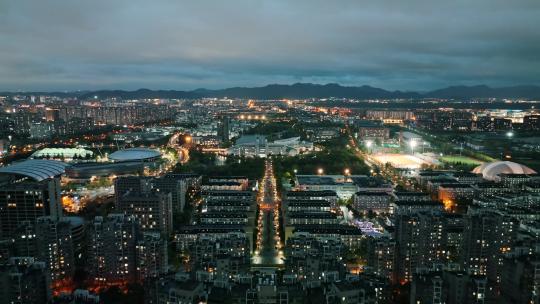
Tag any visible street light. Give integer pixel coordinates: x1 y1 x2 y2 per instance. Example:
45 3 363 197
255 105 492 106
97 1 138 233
506 131 514 138
344 168 350 176
317 168 324 175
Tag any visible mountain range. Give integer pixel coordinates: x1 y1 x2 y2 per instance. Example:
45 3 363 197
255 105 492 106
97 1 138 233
2 83 540 100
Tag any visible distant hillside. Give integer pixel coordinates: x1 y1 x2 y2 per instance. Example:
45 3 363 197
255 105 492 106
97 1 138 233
193 83 420 99
2 83 540 100
78 89 200 100
0 91 83 98
426 85 540 99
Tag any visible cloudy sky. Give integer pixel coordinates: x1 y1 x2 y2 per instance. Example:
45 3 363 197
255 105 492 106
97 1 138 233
1 0 539 91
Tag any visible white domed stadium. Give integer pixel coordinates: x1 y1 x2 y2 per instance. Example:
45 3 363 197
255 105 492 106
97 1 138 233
472 161 536 181
109 147 161 162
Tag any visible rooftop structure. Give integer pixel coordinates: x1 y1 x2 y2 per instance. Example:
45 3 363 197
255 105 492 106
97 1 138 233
0 159 68 182
65 161 144 179
295 175 363 199
228 135 313 158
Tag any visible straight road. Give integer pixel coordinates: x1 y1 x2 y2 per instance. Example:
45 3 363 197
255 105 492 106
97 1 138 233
252 159 284 266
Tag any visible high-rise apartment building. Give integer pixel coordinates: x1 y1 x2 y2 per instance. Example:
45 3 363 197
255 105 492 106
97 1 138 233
117 191 172 235
463 209 519 283
0 160 65 238
394 210 447 283
136 232 168 282
87 214 139 288
35 216 75 291
0 257 51 304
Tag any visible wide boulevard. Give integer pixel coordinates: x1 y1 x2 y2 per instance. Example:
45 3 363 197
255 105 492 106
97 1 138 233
252 159 284 266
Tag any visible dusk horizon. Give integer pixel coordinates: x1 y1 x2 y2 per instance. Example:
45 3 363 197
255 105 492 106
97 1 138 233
2 0 539 92
2 82 540 96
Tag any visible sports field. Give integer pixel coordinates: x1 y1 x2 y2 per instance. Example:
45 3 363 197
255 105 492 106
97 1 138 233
440 155 483 165
371 153 428 169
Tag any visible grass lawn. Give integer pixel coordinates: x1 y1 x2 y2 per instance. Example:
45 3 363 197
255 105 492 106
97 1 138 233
440 155 483 165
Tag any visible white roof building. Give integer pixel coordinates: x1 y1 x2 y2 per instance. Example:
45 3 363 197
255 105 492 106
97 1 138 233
472 161 536 181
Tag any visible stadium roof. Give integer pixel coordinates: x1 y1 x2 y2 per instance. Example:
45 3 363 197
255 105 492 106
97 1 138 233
31 147 93 158
472 161 536 181
0 159 69 181
109 148 161 162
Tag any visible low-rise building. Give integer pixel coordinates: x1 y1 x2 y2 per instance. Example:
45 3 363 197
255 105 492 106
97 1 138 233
451 172 484 184
199 212 248 225
202 200 253 213
500 173 540 188
352 176 394 193
352 191 394 214
284 200 332 213
285 190 338 205
437 183 476 202
295 175 361 200
284 211 340 225
151 274 205 304
289 225 363 248
391 200 443 214
472 181 513 196
202 190 255 202
327 280 378 304
228 135 313 158
394 191 431 202
355 120 390 140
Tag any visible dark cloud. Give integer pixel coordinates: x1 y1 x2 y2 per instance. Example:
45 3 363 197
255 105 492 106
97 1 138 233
0 0 539 91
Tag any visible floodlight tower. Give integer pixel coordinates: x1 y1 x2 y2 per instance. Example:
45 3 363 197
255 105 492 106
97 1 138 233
409 140 417 155
365 140 373 154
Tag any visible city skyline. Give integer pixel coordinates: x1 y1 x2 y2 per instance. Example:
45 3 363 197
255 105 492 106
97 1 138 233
1 1 539 303
1 90 539 303
1 0 540 91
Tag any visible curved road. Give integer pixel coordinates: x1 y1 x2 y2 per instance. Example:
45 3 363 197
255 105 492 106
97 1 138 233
168 132 190 164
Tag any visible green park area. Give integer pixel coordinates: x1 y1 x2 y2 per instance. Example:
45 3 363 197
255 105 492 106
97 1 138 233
440 155 483 166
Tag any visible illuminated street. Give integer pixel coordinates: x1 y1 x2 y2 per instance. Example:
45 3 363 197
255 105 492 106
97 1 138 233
252 158 284 266
167 132 191 164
